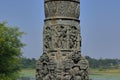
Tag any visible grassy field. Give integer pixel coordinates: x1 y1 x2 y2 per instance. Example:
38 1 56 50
90 68 120 74
89 69 120 80
20 68 120 80
20 68 35 78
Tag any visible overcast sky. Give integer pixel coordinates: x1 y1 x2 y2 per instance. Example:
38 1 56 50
0 0 120 59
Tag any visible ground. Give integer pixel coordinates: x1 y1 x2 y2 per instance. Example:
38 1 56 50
20 68 120 80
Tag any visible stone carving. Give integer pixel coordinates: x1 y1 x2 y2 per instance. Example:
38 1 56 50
62 59 74 80
36 0 89 80
44 26 52 49
36 60 43 80
78 58 89 80
36 52 50 80
71 51 81 63
59 26 67 48
57 51 89 80
69 26 79 49
53 25 67 49
36 52 89 80
64 51 89 80
44 0 80 19
44 59 57 80
57 25 67 48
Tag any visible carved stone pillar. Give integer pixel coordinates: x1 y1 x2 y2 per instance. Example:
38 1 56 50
36 0 89 80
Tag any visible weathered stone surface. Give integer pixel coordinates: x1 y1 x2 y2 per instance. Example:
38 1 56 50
36 0 89 80
44 0 80 19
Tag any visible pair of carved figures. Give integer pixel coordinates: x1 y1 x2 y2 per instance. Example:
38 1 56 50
44 25 80 49
36 51 89 80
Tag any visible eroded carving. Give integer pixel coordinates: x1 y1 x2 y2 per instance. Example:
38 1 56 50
45 1 80 18
53 25 67 49
36 0 89 79
44 59 57 80
69 26 79 49
36 52 50 80
44 26 52 49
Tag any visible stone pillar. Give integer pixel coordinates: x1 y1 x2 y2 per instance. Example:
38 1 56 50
36 0 89 80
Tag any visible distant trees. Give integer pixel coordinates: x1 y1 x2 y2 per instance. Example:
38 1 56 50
19 56 120 70
20 57 36 68
85 56 120 69
0 22 25 80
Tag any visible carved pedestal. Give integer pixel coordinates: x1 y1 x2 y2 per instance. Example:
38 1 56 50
36 0 89 80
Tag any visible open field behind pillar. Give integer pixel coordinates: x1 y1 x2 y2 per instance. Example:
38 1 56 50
20 68 120 80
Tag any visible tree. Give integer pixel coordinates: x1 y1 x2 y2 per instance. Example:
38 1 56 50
0 22 25 79
85 56 120 69
20 57 36 68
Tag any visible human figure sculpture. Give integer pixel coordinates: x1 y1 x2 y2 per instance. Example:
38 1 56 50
62 59 74 80
69 26 79 49
44 27 52 49
59 25 67 48
44 59 57 80
36 52 50 80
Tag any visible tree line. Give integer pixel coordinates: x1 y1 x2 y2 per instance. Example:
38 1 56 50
85 56 120 69
20 56 120 69
20 57 36 68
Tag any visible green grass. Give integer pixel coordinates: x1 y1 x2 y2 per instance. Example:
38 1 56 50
20 68 120 80
89 68 120 80
90 68 120 75
19 68 35 78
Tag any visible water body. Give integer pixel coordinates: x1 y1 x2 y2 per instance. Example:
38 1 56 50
17 74 120 80
17 77 119 80
90 74 120 80
16 77 35 80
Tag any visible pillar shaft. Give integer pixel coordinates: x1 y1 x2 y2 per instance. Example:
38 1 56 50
36 0 89 80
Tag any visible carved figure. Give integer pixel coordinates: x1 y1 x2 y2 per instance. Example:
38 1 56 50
62 59 74 80
54 26 60 48
44 26 52 49
71 65 82 80
36 52 50 80
44 59 57 80
59 25 67 48
36 60 43 80
54 25 67 48
71 51 81 64
69 26 79 49
79 58 89 80
56 68 62 80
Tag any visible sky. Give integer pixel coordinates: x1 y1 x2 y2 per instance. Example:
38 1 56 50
0 0 120 59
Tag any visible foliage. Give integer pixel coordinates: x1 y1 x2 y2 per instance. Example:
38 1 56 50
0 74 12 80
20 57 36 68
0 22 25 79
85 56 120 69
20 56 120 70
